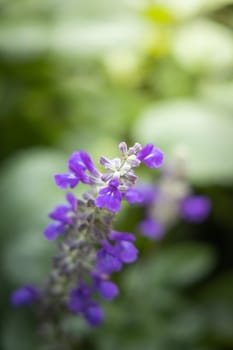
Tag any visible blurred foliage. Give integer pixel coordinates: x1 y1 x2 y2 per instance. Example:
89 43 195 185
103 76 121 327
0 0 233 349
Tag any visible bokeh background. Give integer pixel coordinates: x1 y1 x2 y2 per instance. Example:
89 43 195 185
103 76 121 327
0 1 233 349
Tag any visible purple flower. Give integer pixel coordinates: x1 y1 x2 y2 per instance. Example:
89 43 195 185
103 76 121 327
95 178 122 212
134 183 158 204
54 173 79 190
125 188 143 204
137 144 164 168
49 205 72 224
66 192 78 211
43 222 66 240
68 151 97 175
68 282 92 313
114 241 138 263
96 230 138 274
96 242 123 274
44 193 77 240
109 231 136 242
180 195 211 222
93 276 119 301
55 151 97 189
138 219 165 240
110 231 138 263
84 303 104 327
49 193 77 224
11 285 39 306
68 282 104 326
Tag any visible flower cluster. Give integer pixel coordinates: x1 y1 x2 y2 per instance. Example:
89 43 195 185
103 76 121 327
11 142 163 331
136 149 211 240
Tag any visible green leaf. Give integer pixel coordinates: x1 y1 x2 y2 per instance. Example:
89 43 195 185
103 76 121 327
152 243 216 287
0 148 67 283
0 148 66 236
133 99 233 184
1 311 38 350
172 19 233 73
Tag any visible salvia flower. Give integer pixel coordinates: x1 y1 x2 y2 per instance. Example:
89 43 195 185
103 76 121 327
11 141 163 341
137 143 164 168
180 195 211 222
95 178 122 212
54 151 98 189
11 285 40 306
43 192 77 240
136 148 211 240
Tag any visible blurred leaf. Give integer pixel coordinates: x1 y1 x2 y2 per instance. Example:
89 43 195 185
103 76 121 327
133 99 233 184
2 228 55 284
172 19 233 74
0 18 147 57
141 5 175 24
0 148 67 236
152 243 216 286
200 80 233 113
143 0 233 19
200 271 233 302
0 149 68 283
199 272 233 345
1 311 38 350
125 242 216 291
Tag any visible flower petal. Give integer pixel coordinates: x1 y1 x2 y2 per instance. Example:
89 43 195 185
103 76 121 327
138 219 165 239
43 222 65 240
98 281 119 301
54 173 79 189
84 303 104 327
180 195 211 222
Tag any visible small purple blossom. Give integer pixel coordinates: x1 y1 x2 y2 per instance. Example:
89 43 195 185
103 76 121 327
96 231 138 274
48 192 77 224
69 151 97 176
125 188 143 204
96 242 123 274
180 195 211 222
93 276 119 301
137 144 164 168
68 282 92 313
109 231 136 242
114 240 138 263
44 192 77 240
68 282 104 326
49 205 72 224
135 183 158 204
84 303 104 327
138 219 165 240
95 178 122 212
43 222 66 240
54 173 79 190
11 285 39 306
55 151 97 190
109 230 138 263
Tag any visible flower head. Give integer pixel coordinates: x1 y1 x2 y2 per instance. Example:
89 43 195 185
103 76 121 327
68 283 104 327
55 151 97 190
95 178 122 212
12 141 163 331
137 144 164 168
43 192 78 240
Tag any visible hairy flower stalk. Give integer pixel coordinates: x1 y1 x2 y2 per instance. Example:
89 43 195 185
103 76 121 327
11 142 163 347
